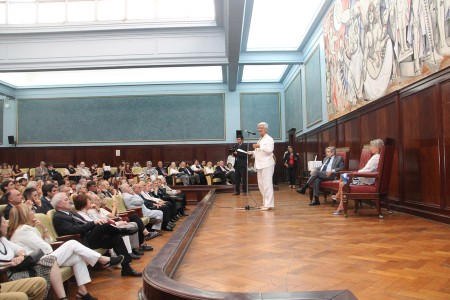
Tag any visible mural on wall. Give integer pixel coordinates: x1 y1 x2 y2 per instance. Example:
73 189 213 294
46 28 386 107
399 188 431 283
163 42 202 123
324 0 450 120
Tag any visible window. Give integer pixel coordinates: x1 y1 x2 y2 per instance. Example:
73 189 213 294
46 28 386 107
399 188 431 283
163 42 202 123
241 65 288 82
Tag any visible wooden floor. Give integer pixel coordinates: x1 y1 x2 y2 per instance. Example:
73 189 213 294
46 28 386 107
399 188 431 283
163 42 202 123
68 185 450 300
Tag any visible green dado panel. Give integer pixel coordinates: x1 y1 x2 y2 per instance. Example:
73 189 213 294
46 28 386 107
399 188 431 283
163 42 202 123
240 93 281 140
18 94 225 144
284 70 303 133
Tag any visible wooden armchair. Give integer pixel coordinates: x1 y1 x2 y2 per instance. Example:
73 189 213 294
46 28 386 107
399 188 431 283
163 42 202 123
342 138 395 219
309 147 350 203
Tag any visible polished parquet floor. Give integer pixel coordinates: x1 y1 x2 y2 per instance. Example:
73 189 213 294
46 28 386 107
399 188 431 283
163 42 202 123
68 185 450 300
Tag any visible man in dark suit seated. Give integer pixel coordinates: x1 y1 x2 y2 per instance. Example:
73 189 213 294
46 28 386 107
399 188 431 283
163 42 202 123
178 161 200 185
3 189 24 220
156 161 172 183
214 161 234 185
36 184 58 214
0 179 15 205
296 146 344 206
51 192 142 277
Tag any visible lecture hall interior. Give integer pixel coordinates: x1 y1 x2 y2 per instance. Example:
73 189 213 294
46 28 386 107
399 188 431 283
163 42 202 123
0 0 449 299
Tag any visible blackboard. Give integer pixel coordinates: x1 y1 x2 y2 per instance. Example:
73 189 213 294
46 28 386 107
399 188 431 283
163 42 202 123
284 70 303 133
240 93 281 140
18 94 225 143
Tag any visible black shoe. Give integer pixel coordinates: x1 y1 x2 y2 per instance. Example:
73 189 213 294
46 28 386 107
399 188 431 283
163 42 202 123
168 222 176 227
309 200 320 206
232 192 240 196
132 249 144 256
129 252 141 260
103 255 124 268
145 231 162 240
121 267 142 277
181 212 189 216
163 226 173 231
115 227 139 236
296 186 307 194
76 292 97 300
139 244 153 251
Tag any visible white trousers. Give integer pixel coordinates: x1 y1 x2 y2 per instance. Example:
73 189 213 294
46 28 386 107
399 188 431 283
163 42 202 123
50 240 100 286
142 206 163 230
257 165 275 208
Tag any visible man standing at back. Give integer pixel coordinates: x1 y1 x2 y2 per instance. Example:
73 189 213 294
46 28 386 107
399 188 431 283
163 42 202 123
296 146 344 206
232 136 248 196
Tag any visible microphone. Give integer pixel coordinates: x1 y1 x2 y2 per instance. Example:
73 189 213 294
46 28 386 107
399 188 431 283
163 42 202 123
244 129 256 135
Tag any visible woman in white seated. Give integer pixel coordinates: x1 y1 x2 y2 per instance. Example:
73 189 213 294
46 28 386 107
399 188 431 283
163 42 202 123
168 162 189 186
8 204 123 300
333 139 384 215
204 161 214 176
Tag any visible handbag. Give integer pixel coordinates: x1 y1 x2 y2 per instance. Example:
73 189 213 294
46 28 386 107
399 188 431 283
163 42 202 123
9 249 44 277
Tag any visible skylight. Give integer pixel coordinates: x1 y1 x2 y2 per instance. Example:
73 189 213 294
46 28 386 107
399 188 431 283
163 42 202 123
0 0 215 25
241 65 288 82
0 66 223 87
246 0 324 51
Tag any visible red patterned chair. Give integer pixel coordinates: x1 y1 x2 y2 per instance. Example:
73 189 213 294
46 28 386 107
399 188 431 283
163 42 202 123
308 147 350 203
342 138 395 219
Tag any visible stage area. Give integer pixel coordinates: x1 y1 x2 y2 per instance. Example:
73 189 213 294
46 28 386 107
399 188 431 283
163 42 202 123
172 186 450 300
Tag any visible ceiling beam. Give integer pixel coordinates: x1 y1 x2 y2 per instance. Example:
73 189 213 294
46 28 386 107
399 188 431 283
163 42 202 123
226 0 246 91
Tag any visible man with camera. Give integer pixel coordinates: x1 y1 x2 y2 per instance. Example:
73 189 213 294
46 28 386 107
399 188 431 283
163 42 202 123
232 136 248 195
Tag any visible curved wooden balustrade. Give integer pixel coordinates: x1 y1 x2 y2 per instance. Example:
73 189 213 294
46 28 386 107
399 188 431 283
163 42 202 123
139 189 357 300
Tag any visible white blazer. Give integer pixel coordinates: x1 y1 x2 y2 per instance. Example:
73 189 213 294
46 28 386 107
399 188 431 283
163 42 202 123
254 134 275 170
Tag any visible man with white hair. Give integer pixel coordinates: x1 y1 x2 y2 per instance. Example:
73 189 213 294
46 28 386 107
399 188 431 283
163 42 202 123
121 183 164 238
249 122 275 210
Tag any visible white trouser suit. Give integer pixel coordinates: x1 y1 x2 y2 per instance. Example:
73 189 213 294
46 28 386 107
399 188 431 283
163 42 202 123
254 133 275 208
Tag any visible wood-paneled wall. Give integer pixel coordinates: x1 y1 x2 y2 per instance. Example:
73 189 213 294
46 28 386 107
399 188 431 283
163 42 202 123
0 143 287 183
294 67 450 224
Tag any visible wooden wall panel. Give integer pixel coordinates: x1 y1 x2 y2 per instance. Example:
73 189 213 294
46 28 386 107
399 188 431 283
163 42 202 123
401 86 441 206
442 80 450 209
342 118 360 170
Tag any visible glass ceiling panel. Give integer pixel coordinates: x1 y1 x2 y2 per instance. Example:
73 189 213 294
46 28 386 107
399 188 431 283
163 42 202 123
0 66 223 87
242 65 288 82
0 0 215 26
247 0 324 51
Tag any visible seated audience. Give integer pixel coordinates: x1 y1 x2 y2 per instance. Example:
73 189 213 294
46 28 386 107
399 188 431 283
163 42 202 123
101 163 112 182
64 163 80 183
77 162 91 180
0 179 15 205
0 211 67 299
22 187 41 213
121 183 163 239
157 177 189 214
168 162 189 186
214 161 234 185
37 184 58 214
34 161 48 181
51 192 142 277
296 146 344 206
1 163 12 180
204 161 215 177
179 161 200 185
98 180 117 198
47 164 65 186
190 159 207 184
0 277 47 300
333 139 384 215
9 204 123 300
3 189 23 220
143 161 157 181
124 163 133 180
155 161 171 182
11 164 26 179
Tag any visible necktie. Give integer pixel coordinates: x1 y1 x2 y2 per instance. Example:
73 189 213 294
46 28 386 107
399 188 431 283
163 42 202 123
321 158 331 171
71 212 87 224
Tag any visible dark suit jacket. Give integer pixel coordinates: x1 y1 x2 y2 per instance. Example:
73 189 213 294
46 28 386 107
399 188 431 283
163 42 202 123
36 197 54 215
156 167 168 176
53 210 96 243
3 204 13 220
283 151 299 167
234 143 248 168
179 167 193 176
317 155 344 175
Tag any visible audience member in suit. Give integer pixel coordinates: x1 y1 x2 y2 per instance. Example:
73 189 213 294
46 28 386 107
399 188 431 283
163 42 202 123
214 161 234 185
168 162 189 185
78 162 92 180
98 180 116 198
156 161 172 182
157 177 189 213
34 161 49 181
51 192 142 277
36 184 57 214
64 163 80 183
296 146 344 206
3 189 24 220
232 136 248 195
22 187 41 213
47 164 65 186
137 183 176 231
152 180 185 220
190 160 207 185
143 161 158 180
0 179 15 205
283 146 300 188
178 161 200 185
